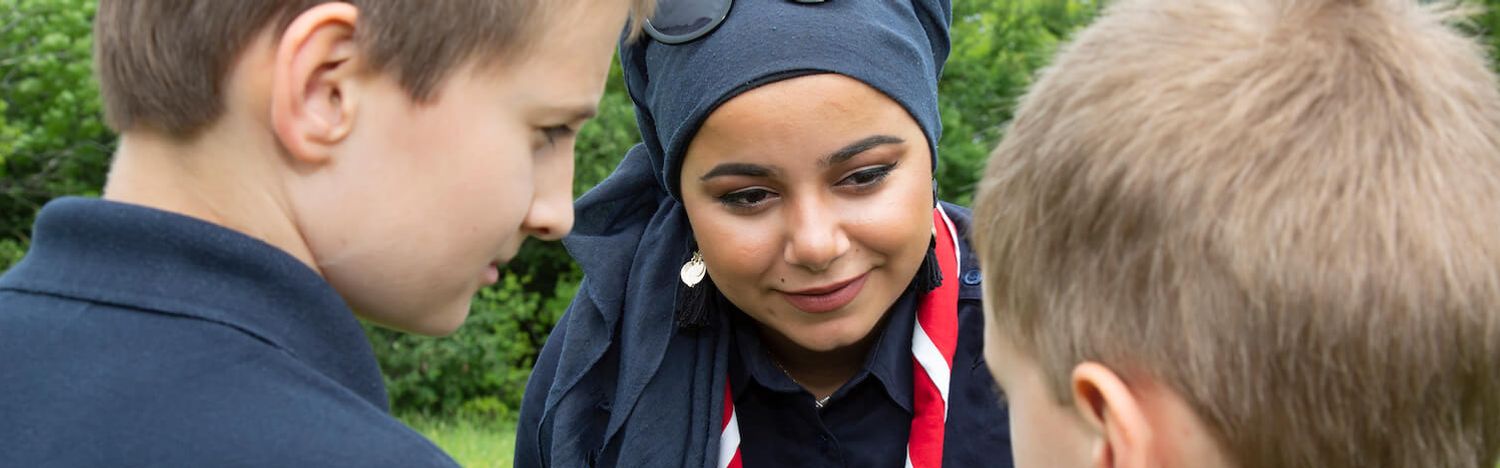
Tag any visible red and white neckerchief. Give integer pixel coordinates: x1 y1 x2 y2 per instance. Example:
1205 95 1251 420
719 205 962 468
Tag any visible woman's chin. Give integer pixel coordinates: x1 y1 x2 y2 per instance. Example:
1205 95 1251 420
780 314 883 354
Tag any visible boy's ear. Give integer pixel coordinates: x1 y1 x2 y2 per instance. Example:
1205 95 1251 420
1072 362 1154 468
270 3 362 165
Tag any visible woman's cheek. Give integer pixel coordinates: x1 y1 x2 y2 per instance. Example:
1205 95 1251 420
693 211 777 283
857 186 933 251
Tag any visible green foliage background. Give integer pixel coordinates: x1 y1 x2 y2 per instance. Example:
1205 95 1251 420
4 0 1500 420
2 0 110 246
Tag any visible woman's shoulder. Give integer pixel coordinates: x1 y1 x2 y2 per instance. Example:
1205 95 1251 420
938 201 983 301
939 200 973 225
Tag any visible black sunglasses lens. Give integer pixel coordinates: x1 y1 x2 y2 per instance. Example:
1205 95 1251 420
649 0 730 39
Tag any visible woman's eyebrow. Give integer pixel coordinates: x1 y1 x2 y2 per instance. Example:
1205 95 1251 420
701 163 777 181
698 135 903 181
822 135 905 167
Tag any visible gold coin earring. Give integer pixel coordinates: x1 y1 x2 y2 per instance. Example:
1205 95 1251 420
680 252 706 288
675 249 716 329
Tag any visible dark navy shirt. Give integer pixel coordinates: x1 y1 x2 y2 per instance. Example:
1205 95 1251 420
0 198 458 467
728 228 1013 468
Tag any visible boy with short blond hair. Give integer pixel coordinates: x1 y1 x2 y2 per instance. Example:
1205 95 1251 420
0 1 649 465
973 0 1500 466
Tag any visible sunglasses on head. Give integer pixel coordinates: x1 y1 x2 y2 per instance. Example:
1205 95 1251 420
644 0 828 45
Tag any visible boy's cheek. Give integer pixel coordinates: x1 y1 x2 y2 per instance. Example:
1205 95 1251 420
981 313 1010 391
1007 388 1093 468
983 330 1097 468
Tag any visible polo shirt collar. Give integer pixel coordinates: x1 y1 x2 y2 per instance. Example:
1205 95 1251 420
0 197 389 409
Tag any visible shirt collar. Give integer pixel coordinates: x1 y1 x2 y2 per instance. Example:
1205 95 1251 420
729 310 804 396
0 197 389 409
865 290 917 413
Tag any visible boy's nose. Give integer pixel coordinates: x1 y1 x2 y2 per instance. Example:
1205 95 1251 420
521 153 576 241
528 204 573 241
521 191 573 241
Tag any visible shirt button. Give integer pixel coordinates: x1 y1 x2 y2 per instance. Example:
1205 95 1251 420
962 269 982 286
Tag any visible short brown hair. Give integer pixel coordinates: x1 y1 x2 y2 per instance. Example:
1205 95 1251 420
974 0 1500 466
93 0 654 137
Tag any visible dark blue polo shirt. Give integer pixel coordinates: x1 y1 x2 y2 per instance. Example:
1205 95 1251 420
728 236 1013 467
0 198 458 467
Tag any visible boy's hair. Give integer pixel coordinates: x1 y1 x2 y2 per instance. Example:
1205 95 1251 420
974 0 1500 466
94 0 654 137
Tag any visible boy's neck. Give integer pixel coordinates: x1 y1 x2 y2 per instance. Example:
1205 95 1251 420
103 126 321 275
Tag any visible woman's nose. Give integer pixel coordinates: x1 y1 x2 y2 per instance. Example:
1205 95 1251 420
782 198 850 272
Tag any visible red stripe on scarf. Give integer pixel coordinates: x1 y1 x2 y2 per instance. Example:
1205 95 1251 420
907 209 961 467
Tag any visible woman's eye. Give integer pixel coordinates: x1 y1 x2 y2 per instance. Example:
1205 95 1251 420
717 188 777 209
838 165 895 187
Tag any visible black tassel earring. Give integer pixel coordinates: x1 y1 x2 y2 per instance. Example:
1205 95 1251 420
913 181 945 294
675 245 718 330
911 236 943 294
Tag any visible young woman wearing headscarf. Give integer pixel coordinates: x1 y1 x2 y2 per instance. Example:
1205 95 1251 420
515 1 1013 467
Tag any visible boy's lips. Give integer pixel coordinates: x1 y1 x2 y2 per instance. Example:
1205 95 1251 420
778 273 869 314
482 261 501 285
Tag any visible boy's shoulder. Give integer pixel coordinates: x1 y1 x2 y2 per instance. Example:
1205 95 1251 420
0 197 457 466
0 292 456 466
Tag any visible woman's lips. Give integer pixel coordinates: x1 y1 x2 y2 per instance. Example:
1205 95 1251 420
779 273 869 314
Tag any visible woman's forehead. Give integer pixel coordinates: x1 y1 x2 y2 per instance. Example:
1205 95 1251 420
693 75 917 146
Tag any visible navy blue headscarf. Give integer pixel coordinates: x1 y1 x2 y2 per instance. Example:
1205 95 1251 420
523 2 951 467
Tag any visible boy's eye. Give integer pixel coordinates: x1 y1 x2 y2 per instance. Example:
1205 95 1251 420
837 164 895 187
540 125 576 147
717 188 778 210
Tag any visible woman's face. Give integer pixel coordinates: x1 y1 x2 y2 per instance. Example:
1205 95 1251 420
679 73 934 354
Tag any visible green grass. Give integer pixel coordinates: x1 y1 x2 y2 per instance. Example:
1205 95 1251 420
402 414 516 468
